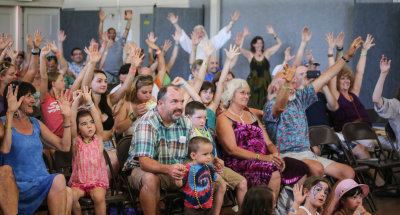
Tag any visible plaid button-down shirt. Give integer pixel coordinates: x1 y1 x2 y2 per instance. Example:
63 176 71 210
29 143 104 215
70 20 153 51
124 107 192 169
67 61 85 78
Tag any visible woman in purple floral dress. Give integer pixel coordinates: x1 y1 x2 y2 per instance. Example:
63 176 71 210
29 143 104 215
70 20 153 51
216 79 308 200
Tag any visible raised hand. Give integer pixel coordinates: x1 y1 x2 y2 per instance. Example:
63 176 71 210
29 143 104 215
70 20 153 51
5 47 17 61
6 85 24 113
48 40 60 54
230 10 240 23
172 76 186 86
33 29 45 49
191 31 201 46
125 10 132 20
283 63 296 82
84 43 101 64
243 26 250 37
101 31 109 44
362 34 375 52
40 44 51 57
172 29 181 43
325 32 336 50
131 47 145 68
72 90 82 103
167 13 178 25
380 55 391 74
0 33 11 50
162 40 172 53
284 47 295 62
306 50 314 62
234 32 243 46
99 10 107 22
224 44 240 60
335 32 345 49
82 86 92 105
266 25 275 35
147 32 157 43
146 39 160 51
58 30 66 43
26 34 33 48
293 184 307 204
345 36 362 58
301 26 312 43
201 41 216 57
57 90 72 117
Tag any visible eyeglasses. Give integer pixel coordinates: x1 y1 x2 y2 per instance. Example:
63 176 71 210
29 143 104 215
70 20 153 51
0 61 10 74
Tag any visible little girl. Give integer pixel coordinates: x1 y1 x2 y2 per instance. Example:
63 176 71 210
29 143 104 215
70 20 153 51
333 179 370 215
69 86 108 215
289 176 330 215
176 136 218 215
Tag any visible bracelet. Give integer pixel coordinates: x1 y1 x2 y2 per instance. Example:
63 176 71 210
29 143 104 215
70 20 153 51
336 47 343 51
202 61 208 66
31 49 40 55
104 51 108 55
361 51 367 56
180 81 187 87
342 56 349 63
328 53 334 57
229 21 234 26
86 102 94 108
282 85 290 90
63 125 71 128
129 112 137 122
129 68 137 74
174 43 179 47
101 44 107 47
55 52 61 57
289 208 298 214
155 50 162 55
273 34 277 40
255 154 260 160
192 48 196 52
5 125 12 130
1 52 6 57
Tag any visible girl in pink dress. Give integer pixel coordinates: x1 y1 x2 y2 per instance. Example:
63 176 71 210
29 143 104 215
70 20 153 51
69 86 109 215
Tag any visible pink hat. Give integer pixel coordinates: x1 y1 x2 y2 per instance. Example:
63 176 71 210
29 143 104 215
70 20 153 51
334 179 369 209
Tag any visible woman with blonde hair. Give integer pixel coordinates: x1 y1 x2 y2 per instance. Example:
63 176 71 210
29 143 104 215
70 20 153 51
115 75 156 136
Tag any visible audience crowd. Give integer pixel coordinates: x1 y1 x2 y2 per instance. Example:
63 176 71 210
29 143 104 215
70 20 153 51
0 8 398 215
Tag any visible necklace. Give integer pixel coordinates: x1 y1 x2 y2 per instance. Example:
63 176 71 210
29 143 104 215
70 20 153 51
192 161 213 209
228 108 245 123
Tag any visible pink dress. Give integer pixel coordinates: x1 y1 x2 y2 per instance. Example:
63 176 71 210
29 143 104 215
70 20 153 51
69 135 109 195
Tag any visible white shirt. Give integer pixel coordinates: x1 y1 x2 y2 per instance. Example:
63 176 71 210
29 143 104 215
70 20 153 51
179 26 231 60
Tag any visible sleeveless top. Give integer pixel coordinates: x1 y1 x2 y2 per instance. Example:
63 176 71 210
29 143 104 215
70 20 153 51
69 135 109 188
247 56 271 109
102 110 114 131
332 92 371 132
126 103 137 135
206 107 216 131
299 206 320 215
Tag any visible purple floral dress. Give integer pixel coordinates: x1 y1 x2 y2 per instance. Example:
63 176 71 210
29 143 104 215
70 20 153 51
222 116 308 188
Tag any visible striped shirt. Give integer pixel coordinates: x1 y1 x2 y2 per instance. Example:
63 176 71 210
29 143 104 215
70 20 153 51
124 107 192 169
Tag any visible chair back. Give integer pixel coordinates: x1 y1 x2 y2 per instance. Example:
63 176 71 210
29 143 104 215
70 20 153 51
342 122 378 142
309 125 342 147
366 108 387 124
116 135 133 167
54 150 73 170
385 122 396 143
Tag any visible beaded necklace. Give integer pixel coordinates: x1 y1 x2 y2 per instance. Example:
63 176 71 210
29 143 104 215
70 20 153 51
228 108 245 123
192 161 213 209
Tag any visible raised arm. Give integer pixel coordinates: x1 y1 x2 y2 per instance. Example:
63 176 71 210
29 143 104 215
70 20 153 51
110 47 143 105
0 33 12 61
352 34 375 96
372 55 391 109
122 10 132 40
81 44 101 89
146 39 167 88
19 34 33 78
235 27 253 62
70 90 82 139
39 91 72 152
22 30 44 83
312 37 363 92
39 44 51 102
166 30 181 72
272 64 295 118
326 32 336 68
322 85 339 111
58 30 66 57
83 86 103 141
224 10 240 32
69 63 89 92
335 32 345 62
294 26 312 66
147 32 157 66
264 25 282 59
192 41 215 93
189 31 200 66
209 44 240 112
172 77 202 106
0 85 23 154
167 13 182 33
326 32 340 99
98 10 107 43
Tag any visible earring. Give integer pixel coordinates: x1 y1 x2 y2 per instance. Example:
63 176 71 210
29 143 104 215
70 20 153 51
13 111 19 118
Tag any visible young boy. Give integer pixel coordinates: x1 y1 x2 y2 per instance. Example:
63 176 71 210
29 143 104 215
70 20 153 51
176 136 218 214
185 101 248 211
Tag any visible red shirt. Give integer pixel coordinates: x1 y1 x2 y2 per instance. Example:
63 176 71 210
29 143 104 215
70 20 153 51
41 93 63 137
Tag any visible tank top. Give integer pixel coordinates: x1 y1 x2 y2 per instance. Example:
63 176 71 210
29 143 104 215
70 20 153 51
102 111 114 131
299 206 320 215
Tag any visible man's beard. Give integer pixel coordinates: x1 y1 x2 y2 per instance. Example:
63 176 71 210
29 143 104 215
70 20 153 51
171 109 183 121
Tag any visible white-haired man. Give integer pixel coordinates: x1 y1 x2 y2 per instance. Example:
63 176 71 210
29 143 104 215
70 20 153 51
167 10 240 60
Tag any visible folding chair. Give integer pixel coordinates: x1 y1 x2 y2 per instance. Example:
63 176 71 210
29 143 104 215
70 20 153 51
385 123 399 160
366 108 387 124
342 122 400 191
309 125 377 212
309 125 344 161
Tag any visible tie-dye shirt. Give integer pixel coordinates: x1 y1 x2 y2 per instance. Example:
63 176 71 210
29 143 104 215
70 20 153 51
263 84 317 154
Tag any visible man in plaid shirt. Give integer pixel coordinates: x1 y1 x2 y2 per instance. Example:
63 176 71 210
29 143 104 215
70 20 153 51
124 85 192 214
